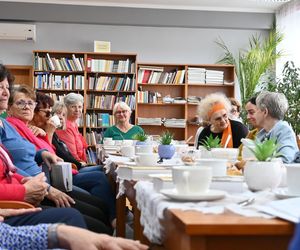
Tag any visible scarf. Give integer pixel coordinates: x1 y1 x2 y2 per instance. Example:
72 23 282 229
6 116 55 154
221 121 233 148
0 144 17 182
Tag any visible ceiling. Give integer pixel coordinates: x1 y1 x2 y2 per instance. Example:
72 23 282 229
0 0 291 13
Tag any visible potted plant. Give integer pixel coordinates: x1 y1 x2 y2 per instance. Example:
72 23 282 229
133 131 149 145
243 138 282 191
200 134 221 151
158 131 175 159
216 25 284 120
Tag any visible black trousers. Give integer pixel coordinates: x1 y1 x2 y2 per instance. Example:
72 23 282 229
41 188 113 235
4 207 86 228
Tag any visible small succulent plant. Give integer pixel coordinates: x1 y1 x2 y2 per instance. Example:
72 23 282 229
200 134 221 151
159 131 173 145
132 131 148 142
244 138 281 162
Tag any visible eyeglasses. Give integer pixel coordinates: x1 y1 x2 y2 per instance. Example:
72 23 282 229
38 109 52 117
115 110 128 115
14 100 37 109
231 109 238 114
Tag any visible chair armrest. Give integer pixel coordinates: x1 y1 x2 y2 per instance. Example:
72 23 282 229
0 200 35 209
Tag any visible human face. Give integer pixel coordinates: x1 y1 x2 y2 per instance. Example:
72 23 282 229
230 105 240 119
8 92 37 123
210 109 229 132
245 102 258 128
33 105 52 128
115 108 130 124
66 102 83 121
55 107 67 130
0 78 10 112
253 107 267 128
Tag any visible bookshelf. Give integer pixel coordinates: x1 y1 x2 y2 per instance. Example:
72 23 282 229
6 65 33 87
136 63 235 142
32 51 137 142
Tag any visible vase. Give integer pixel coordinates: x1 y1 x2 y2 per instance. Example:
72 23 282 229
244 160 282 191
158 144 175 159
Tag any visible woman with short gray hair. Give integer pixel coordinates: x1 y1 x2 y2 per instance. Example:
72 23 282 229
255 91 298 163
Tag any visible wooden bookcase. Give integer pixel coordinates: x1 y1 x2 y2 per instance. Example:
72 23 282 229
136 63 235 142
6 65 33 87
32 51 137 141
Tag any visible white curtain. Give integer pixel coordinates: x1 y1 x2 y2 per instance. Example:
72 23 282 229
276 0 300 77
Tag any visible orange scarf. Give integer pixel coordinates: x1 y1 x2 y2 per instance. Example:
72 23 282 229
221 121 233 148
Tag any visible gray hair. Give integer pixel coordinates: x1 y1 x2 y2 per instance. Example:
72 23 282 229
256 91 288 120
113 102 132 115
197 92 231 122
64 93 83 107
52 101 66 114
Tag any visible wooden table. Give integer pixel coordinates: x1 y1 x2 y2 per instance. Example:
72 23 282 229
162 209 295 250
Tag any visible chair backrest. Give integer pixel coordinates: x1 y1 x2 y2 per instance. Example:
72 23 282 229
0 200 34 209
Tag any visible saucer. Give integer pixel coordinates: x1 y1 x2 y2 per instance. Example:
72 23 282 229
273 188 300 199
160 188 226 201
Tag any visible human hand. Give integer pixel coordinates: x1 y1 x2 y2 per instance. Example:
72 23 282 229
41 151 63 171
0 207 42 221
45 120 57 134
46 187 75 208
57 225 148 250
28 125 46 137
23 172 48 205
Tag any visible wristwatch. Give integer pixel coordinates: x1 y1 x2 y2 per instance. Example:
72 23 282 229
48 223 63 249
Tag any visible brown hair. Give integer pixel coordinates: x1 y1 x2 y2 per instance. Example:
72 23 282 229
8 85 36 106
35 92 54 112
229 97 241 112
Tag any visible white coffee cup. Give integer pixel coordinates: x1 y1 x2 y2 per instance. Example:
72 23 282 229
120 145 135 157
135 145 153 154
135 153 158 166
103 138 114 146
286 164 300 195
122 140 133 146
195 159 227 177
172 166 212 195
50 115 61 128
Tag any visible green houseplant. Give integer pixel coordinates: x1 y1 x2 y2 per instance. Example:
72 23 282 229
158 131 175 159
200 134 221 151
243 138 282 191
216 26 284 111
133 131 149 145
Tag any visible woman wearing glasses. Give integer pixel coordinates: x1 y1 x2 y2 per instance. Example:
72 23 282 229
103 101 144 140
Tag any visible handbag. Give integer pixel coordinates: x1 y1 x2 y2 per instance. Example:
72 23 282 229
50 162 73 192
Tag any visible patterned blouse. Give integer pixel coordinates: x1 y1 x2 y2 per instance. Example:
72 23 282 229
0 222 49 249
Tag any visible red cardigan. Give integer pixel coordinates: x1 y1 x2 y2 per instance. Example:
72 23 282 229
0 161 26 201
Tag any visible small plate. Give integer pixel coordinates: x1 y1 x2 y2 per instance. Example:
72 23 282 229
273 188 300 199
160 188 226 201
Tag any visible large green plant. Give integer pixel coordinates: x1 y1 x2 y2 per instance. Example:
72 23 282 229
216 26 283 108
268 61 300 135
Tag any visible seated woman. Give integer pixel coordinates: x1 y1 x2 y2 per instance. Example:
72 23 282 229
0 65 112 233
104 101 144 140
56 93 89 164
196 93 249 149
7 87 116 226
254 91 298 163
229 97 243 123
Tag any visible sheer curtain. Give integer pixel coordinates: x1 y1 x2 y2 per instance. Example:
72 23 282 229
276 0 300 77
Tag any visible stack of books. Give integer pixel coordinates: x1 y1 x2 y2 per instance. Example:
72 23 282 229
206 69 224 84
188 67 206 84
137 117 162 126
164 118 186 128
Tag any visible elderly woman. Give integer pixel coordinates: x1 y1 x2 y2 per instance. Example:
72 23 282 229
197 93 248 149
0 66 113 233
56 93 88 163
254 91 298 163
104 101 144 140
229 97 242 123
7 88 116 227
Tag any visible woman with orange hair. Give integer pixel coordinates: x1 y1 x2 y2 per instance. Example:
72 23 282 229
196 93 248 149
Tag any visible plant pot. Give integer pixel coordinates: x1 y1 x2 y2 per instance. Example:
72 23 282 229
135 141 148 146
158 144 175 159
244 160 282 191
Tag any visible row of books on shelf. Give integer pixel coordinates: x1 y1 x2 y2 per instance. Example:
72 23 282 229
86 94 136 110
188 67 224 84
137 117 186 128
87 58 135 73
137 90 161 104
34 53 84 71
34 73 84 90
88 76 135 91
85 131 103 146
138 68 185 84
85 113 114 128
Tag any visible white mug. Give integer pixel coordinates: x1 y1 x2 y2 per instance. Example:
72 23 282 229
135 153 158 166
135 145 153 154
120 145 135 157
286 164 300 195
172 166 212 195
195 159 227 177
50 115 61 128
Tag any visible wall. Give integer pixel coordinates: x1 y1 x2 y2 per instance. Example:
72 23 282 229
0 2 272 65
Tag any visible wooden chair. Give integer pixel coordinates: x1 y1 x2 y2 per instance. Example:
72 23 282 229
0 200 34 209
